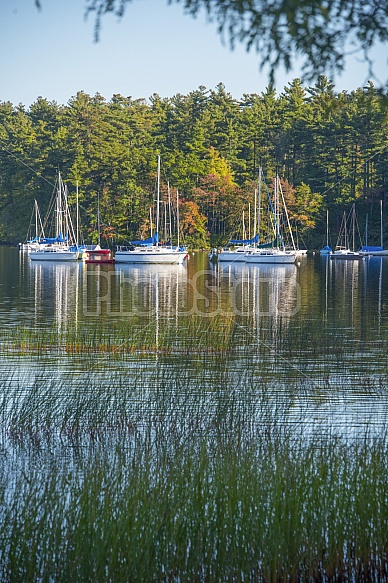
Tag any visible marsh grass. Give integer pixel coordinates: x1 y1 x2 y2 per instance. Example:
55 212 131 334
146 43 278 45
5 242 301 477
1 361 388 582
2 314 387 366
1 309 388 581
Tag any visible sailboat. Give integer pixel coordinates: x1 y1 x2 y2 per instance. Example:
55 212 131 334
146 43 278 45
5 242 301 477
360 200 388 256
216 234 259 261
115 156 187 265
29 172 79 262
320 210 332 255
19 199 45 251
331 204 363 260
84 192 115 264
245 170 296 264
217 191 259 262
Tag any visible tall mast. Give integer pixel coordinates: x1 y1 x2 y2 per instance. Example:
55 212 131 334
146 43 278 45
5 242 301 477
168 181 172 245
381 200 384 249
326 209 329 247
97 191 101 246
35 200 38 239
56 172 61 238
76 180 79 248
344 211 347 249
279 178 296 250
242 210 246 239
253 188 257 241
156 155 160 243
275 175 280 247
64 184 70 243
257 167 262 247
176 189 180 249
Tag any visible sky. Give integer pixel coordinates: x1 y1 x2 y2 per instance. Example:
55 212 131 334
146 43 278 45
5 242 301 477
1 0 387 108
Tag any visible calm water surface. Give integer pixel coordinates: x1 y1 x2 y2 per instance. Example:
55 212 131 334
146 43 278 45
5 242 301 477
1 246 388 434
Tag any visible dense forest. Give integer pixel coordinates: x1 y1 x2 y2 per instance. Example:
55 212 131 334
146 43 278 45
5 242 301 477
0 77 387 249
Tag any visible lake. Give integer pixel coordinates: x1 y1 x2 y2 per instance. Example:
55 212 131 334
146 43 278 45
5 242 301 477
2 246 388 581
1 246 388 436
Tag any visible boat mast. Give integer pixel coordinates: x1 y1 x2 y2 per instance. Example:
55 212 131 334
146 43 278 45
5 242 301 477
176 189 180 249
253 188 257 243
97 191 101 246
64 184 70 244
164 201 167 242
381 200 384 249
56 172 61 239
76 181 79 248
279 178 296 251
344 211 347 249
275 175 280 248
156 155 160 244
242 210 246 240
257 167 262 247
326 209 329 247
35 200 38 240
168 181 172 245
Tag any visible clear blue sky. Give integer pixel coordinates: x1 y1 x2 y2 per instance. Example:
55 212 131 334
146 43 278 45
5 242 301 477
1 0 387 108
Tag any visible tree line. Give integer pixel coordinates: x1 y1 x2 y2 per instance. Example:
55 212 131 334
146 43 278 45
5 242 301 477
0 77 387 249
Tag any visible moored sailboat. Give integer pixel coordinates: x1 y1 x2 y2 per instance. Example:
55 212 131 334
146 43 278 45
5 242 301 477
115 156 187 265
84 191 115 264
29 172 79 262
360 201 388 256
245 170 296 264
331 205 363 260
320 210 332 255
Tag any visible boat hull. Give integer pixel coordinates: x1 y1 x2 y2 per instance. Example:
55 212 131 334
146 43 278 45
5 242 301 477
361 250 388 256
330 250 363 260
245 250 296 264
29 249 79 261
85 248 115 264
217 251 248 262
115 247 187 265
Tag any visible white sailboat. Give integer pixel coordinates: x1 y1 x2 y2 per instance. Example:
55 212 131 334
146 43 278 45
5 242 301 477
245 170 296 264
115 156 187 265
30 172 79 262
217 192 259 262
331 205 363 260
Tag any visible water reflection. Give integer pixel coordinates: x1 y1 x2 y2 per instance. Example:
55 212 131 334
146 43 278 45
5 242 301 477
80 261 300 320
214 261 299 319
83 263 187 319
28 259 82 331
0 248 388 434
318 254 388 340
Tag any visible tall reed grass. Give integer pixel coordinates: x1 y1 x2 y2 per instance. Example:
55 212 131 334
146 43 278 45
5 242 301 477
1 366 388 582
2 313 386 363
